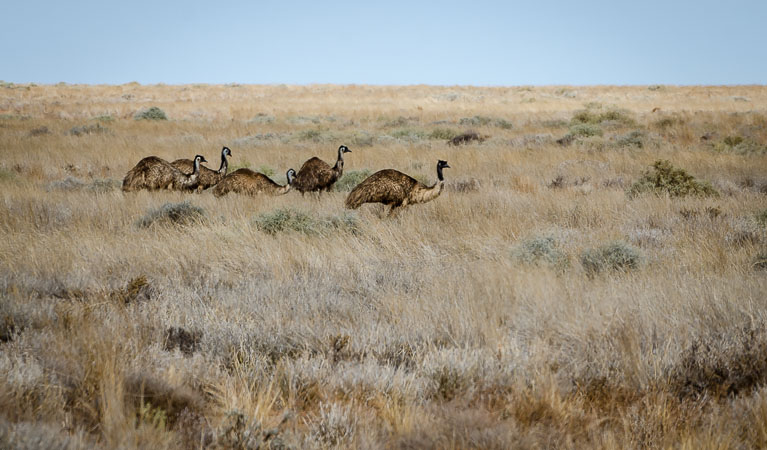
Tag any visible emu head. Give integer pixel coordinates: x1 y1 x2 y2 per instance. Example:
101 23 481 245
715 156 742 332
438 160 450 170
286 168 297 184
222 146 232 158
194 155 208 164
339 145 351 154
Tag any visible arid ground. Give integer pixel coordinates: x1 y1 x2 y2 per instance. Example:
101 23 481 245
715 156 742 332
1 83 766 448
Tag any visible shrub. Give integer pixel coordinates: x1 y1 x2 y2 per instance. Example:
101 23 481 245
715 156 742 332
459 116 512 129
390 128 426 140
756 209 767 227
428 127 459 140
334 169 372 192
580 241 641 275
460 116 492 127
755 252 767 271
248 113 275 124
569 123 603 138
46 177 86 192
69 123 109 136
381 116 416 128
28 126 50 136
137 202 206 228
512 236 569 270
628 160 718 198
134 106 168 121
670 324 767 399
89 178 120 193
653 116 682 129
615 130 645 148
571 108 634 127
713 136 767 155
448 131 486 145
253 208 358 236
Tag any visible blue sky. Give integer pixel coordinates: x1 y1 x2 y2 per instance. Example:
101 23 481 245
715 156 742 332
1 0 765 85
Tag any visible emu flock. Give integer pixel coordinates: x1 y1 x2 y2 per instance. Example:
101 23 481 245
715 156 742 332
122 145 450 216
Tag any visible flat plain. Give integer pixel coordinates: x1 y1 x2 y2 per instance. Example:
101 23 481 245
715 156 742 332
1 83 766 449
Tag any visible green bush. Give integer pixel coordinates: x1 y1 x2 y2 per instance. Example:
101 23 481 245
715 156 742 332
569 123 603 138
428 127 459 140
628 160 718 198
460 116 492 127
755 252 767 271
615 130 645 148
69 123 109 136
390 128 427 140
580 241 641 275
713 136 767 155
137 202 205 228
334 169 372 192
254 208 359 236
571 108 634 126
134 107 168 121
459 116 512 129
756 209 767 227
512 236 569 270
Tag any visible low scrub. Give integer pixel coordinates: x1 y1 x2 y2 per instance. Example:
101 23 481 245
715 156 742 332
134 106 168 121
428 127 459 140
713 136 767 155
571 108 635 127
459 115 513 129
512 236 569 270
614 130 646 148
628 160 718 198
137 201 206 228
69 123 109 136
670 324 767 399
334 169 372 192
254 208 359 236
580 241 641 275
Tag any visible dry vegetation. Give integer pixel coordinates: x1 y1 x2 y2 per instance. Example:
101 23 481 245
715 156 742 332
1 82 767 449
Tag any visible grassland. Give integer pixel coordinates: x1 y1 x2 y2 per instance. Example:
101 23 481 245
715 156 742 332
1 83 766 449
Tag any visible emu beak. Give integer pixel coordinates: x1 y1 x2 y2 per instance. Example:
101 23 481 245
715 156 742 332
444 164 451 168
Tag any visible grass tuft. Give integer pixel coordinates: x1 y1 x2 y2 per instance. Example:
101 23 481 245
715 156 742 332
253 208 359 236
137 201 206 228
580 241 641 275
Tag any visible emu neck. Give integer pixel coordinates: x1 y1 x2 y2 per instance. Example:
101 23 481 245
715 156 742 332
437 165 444 182
218 153 228 174
333 151 345 176
277 183 292 195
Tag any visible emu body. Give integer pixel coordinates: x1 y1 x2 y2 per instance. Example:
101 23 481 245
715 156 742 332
292 145 351 194
345 160 450 216
122 155 207 192
212 168 296 197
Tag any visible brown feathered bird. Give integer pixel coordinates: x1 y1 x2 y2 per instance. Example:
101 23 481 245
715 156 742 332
212 168 296 197
171 146 231 192
292 145 351 195
122 155 208 192
345 160 450 216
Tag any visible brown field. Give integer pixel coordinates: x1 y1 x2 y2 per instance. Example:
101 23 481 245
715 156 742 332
1 83 766 449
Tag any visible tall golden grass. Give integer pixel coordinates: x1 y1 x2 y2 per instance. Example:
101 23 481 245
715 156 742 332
1 82 766 448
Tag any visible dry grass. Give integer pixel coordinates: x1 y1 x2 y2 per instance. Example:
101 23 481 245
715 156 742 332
1 83 767 449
